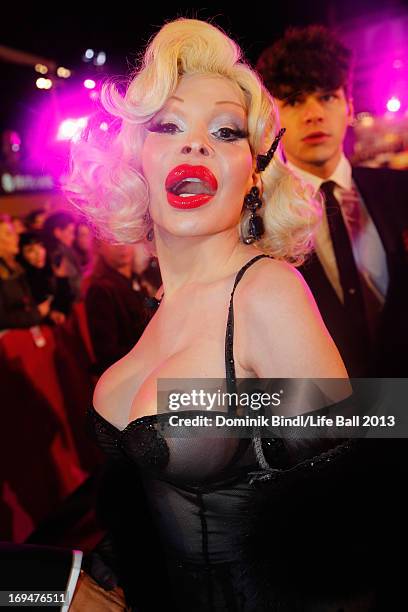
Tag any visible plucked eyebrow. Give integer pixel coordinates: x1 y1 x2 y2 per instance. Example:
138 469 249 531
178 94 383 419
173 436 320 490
168 95 245 110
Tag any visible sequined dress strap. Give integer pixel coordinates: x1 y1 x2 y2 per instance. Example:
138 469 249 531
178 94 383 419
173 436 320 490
224 254 272 405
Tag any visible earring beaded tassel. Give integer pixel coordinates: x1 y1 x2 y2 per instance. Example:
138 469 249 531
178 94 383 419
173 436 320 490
243 186 264 244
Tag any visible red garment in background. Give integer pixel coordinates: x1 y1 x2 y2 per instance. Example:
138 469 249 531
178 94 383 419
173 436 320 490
0 316 100 542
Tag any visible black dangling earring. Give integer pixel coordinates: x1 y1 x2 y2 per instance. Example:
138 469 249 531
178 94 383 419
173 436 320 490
242 128 286 244
146 227 154 241
242 186 264 244
256 128 286 172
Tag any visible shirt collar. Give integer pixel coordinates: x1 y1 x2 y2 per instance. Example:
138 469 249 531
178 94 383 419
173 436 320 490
287 154 352 194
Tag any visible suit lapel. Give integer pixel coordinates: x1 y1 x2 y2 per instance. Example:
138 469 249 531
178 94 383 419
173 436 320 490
300 251 343 308
352 167 397 258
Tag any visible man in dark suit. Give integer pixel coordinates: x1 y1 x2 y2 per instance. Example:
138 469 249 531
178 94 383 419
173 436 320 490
256 29 408 609
85 241 149 375
256 26 408 377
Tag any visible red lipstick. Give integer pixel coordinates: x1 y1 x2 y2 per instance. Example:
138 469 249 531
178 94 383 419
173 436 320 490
165 164 218 209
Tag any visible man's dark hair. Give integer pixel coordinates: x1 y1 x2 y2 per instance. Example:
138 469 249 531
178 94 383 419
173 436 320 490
25 207 46 228
43 211 75 234
42 211 75 249
19 231 44 250
256 25 353 101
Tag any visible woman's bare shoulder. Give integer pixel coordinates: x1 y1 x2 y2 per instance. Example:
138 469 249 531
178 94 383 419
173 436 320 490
236 257 308 305
235 257 316 339
234 257 347 378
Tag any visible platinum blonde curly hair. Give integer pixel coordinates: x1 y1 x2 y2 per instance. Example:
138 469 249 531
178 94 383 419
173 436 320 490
64 18 321 265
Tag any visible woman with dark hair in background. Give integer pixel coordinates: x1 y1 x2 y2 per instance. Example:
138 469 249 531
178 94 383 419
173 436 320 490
42 211 82 314
73 220 94 275
18 231 71 325
0 215 51 330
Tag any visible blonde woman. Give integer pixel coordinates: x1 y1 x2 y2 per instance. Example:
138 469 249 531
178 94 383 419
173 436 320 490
67 18 364 612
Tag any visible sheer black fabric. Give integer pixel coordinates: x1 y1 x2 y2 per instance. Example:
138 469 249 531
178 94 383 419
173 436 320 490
87 255 405 611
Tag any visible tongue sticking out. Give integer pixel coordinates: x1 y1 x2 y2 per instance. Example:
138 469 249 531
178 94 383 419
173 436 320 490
171 178 216 197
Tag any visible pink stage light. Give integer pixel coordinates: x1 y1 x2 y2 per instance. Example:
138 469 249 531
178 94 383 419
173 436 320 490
386 96 401 112
83 79 96 90
393 59 403 70
56 117 89 141
26 69 105 179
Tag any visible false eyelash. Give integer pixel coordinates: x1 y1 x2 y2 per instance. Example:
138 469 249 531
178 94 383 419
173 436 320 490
146 122 178 134
219 128 249 139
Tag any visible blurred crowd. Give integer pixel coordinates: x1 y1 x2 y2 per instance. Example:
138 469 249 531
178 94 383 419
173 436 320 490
0 207 162 374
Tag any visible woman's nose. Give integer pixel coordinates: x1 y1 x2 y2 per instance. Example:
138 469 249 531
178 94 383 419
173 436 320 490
181 143 210 156
180 131 213 157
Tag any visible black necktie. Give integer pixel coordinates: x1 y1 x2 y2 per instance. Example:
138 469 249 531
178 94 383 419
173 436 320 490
320 180 371 343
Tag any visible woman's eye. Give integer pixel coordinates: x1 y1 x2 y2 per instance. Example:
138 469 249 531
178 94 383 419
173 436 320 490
213 127 248 141
147 122 180 134
321 94 336 102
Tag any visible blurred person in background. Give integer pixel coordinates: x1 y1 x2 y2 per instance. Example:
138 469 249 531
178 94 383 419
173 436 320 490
25 207 47 231
0 215 51 330
85 240 148 375
42 211 82 314
73 220 94 275
257 25 408 376
132 240 162 297
18 232 71 325
10 216 26 235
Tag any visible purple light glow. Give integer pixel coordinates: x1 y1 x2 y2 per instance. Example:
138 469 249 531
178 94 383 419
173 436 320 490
84 79 96 90
25 71 103 181
338 10 408 115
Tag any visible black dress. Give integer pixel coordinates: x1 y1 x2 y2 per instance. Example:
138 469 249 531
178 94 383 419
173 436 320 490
87 255 405 611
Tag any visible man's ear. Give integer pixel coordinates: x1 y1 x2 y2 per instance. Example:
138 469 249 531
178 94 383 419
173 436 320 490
347 97 354 126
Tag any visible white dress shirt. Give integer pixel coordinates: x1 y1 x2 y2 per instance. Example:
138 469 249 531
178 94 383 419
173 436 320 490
288 155 388 304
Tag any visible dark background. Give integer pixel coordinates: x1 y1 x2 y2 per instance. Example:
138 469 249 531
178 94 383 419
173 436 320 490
0 1 406 134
